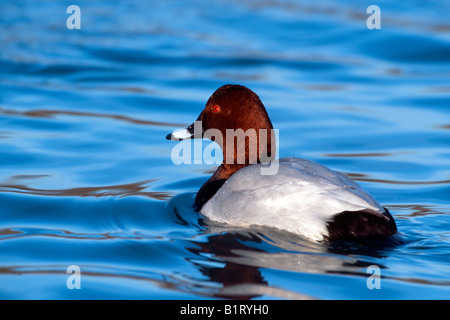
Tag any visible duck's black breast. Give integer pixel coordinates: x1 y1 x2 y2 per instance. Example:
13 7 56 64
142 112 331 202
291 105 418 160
194 179 227 212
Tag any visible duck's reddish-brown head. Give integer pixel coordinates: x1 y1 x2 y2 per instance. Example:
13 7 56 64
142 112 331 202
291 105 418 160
167 84 275 167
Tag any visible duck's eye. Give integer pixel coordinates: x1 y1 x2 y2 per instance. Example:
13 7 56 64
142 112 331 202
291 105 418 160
212 105 221 113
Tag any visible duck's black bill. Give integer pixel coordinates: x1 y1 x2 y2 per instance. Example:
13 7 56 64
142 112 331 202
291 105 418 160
166 121 202 141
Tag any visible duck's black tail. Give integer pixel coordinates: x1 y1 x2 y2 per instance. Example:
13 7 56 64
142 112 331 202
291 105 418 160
325 208 398 242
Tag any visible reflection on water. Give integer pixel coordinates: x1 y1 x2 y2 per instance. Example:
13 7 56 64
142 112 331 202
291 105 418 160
345 173 450 186
0 107 185 128
1 0 449 299
0 179 171 200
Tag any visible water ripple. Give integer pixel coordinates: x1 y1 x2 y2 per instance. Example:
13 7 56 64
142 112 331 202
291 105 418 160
0 107 185 128
0 227 163 241
345 173 450 186
0 180 171 200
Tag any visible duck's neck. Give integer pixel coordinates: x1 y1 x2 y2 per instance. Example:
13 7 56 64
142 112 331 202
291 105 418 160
211 163 247 181
215 127 276 180
194 126 275 211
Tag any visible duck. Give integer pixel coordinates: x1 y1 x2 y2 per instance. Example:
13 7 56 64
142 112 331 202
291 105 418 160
166 84 397 242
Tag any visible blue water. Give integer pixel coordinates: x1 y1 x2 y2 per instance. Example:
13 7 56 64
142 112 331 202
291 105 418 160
1 0 449 299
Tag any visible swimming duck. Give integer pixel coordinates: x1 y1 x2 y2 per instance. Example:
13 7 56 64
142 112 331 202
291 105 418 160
166 84 397 241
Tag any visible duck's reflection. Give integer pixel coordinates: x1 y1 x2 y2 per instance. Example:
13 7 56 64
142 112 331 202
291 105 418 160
187 232 268 299
167 193 398 300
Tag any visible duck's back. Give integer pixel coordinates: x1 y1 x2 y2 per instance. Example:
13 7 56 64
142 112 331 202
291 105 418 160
200 157 394 241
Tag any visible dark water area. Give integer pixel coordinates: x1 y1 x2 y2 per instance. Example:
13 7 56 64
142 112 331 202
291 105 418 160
0 0 449 299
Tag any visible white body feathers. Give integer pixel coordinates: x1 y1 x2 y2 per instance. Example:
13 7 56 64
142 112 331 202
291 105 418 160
200 157 385 241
